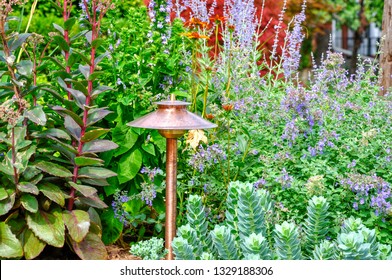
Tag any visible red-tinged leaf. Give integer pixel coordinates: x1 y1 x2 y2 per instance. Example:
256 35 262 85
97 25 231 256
38 182 66 207
34 128 71 141
65 115 81 141
21 194 38 213
80 178 109 187
82 139 118 154
74 156 104 167
72 232 107 260
52 105 84 126
77 194 108 209
24 105 46 126
78 167 117 179
79 64 90 80
91 85 112 99
17 182 39 195
0 222 23 259
63 210 90 242
81 128 109 142
23 228 46 259
26 208 65 248
86 108 112 126
68 182 97 197
0 193 15 216
35 161 73 178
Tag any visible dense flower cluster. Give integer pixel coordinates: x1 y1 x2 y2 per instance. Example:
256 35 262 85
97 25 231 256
112 190 131 226
340 174 392 217
189 143 227 172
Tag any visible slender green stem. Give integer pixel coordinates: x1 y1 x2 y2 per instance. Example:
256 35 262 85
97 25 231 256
202 71 209 117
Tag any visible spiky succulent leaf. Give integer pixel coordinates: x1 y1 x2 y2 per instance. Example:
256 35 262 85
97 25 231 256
312 240 337 260
211 225 239 260
172 236 196 260
274 221 302 260
176 224 203 257
241 232 272 260
186 195 211 251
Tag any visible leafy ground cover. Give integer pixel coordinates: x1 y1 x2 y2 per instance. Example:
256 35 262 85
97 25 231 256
0 0 391 260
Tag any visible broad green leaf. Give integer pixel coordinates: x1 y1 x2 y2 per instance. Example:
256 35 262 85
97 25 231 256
77 194 108 209
23 228 46 259
17 182 39 195
65 115 81 141
72 232 107 260
101 209 123 245
16 145 36 173
68 181 97 197
117 149 142 184
94 51 110 66
78 167 117 179
0 222 23 259
63 210 90 242
26 208 65 248
91 38 105 49
142 143 155 156
81 128 109 142
0 193 15 216
51 105 84 126
82 139 118 154
87 207 102 232
17 60 33 76
74 156 104 167
64 17 76 31
112 126 138 157
52 35 69 52
86 108 112 126
20 194 38 213
35 161 73 178
0 163 13 176
151 130 166 153
0 187 8 200
38 182 65 207
34 128 71 141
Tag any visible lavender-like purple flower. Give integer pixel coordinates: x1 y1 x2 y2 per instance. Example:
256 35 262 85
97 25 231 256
189 143 227 172
276 168 293 189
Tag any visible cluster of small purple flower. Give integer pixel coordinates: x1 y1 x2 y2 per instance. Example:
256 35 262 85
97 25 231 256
275 168 293 189
282 0 307 79
140 166 163 181
111 190 130 226
147 0 172 49
340 174 392 217
140 182 157 207
188 143 227 172
254 178 267 188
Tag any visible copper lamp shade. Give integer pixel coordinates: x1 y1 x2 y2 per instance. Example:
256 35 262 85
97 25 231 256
127 97 216 260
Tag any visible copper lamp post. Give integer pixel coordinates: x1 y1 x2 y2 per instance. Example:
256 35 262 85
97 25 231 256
127 95 216 260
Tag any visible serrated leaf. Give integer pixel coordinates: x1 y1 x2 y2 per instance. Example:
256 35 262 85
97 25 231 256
35 161 73 178
0 193 15 216
17 182 39 195
117 149 142 184
34 128 71 141
78 167 117 179
26 208 65 248
72 232 107 260
63 210 90 242
101 209 123 245
81 129 109 142
65 115 81 141
68 182 97 197
74 156 103 167
23 228 46 259
82 139 118 154
77 194 108 209
0 222 23 259
38 182 65 207
21 194 38 213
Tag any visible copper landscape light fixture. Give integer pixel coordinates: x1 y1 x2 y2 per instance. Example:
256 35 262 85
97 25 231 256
127 95 216 260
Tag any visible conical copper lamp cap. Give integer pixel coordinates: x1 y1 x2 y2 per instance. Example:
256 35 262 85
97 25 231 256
127 100 217 138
